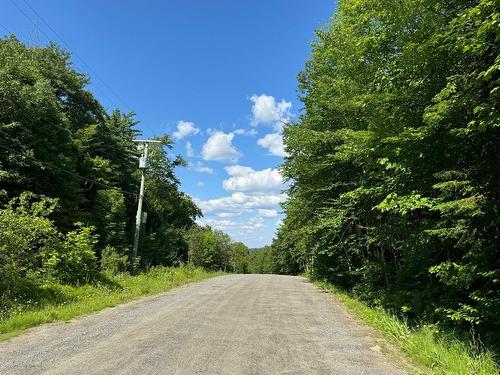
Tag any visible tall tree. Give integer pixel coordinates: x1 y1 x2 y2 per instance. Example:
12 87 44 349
274 0 499 346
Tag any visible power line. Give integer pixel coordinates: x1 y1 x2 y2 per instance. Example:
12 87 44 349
12 0 158 137
0 138 138 198
8 0 121 110
0 22 12 34
20 0 134 113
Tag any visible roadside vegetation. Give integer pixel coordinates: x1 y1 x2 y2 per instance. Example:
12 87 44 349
247 246 274 274
0 266 221 340
315 279 499 375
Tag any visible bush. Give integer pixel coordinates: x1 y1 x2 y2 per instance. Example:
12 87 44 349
0 194 61 302
100 246 128 274
41 223 99 284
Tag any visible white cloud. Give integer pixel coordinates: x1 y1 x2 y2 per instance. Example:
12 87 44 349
173 121 200 140
216 212 241 218
195 192 286 216
239 217 265 232
190 161 214 174
186 141 195 157
234 128 258 136
196 181 204 187
196 166 214 174
257 133 288 157
258 209 278 218
250 94 292 130
199 219 239 228
201 131 241 163
223 165 283 193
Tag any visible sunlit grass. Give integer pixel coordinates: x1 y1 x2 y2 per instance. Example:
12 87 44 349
314 280 499 375
0 266 222 340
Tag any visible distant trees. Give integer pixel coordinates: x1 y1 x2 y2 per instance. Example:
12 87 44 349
185 226 250 273
247 247 274 274
272 0 499 348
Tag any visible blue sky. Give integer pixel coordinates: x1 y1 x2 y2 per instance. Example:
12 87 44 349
1 0 335 248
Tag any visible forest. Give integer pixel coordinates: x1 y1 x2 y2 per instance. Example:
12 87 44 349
0 36 253 314
271 0 499 351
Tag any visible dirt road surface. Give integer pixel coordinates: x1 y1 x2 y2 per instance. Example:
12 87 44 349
0 274 405 374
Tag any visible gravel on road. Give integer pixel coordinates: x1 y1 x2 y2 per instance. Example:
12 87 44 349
0 274 405 374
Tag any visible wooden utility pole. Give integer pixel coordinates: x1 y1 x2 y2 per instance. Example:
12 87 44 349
132 140 161 260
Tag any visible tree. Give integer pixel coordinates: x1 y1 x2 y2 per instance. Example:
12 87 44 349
228 242 249 273
274 0 499 347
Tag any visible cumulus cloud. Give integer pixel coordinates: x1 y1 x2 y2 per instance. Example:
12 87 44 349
190 161 214 174
216 212 241 218
195 192 286 216
239 217 265 232
199 219 239 228
201 131 241 163
234 128 258 137
257 133 288 157
186 141 195 157
173 121 200 140
196 166 213 174
258 209 278 218
196 181 204 187
250 94 292 130
223 165 283 193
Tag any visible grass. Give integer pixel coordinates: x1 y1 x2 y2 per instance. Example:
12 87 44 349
313 279 499 375
0 266 223 341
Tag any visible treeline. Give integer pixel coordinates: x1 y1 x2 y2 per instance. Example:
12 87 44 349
247 246 274 274
185 227 277 274
272 0 499 349
186 226 249 273
0 36 232 311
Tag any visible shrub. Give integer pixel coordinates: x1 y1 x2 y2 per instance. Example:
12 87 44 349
41 223 99 284
100 245 128 274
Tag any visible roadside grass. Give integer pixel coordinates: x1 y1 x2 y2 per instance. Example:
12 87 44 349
313 279 499 375
0 266 223 341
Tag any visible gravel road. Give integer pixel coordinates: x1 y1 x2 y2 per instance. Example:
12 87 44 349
0 274 405 374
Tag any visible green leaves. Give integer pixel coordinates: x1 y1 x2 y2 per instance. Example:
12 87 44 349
375 192 433 216
273 0 500 349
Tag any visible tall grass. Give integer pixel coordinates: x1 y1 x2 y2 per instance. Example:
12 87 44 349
0 266 222 340
314 280 499 375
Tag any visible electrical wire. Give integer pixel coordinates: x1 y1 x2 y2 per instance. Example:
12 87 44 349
0 139 138 198
0 22 12 34
8 0 120 110
16 0 159 138
20 0 133 113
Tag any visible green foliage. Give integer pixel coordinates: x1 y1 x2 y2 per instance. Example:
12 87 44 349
100 246 128 274
41 223 99 285
248 247 275 274
0 194 61 305
273 0 500 352
228 242 250 273
0 37 202 317
186 227 218 270
0 36 200 270
92 189 127 252
186 226 250 272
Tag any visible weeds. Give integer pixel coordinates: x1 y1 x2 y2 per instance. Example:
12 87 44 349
0 266 222 340
314 280 499 375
